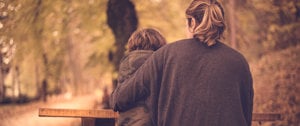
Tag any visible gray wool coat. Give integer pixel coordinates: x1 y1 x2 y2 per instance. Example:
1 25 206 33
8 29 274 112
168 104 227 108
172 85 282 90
111 38 254 126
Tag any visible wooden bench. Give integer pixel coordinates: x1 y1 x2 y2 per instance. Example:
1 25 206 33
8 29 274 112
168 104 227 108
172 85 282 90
39 108 282 126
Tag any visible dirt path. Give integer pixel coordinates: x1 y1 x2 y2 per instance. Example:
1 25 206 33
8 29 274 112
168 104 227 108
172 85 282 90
0 94 98 126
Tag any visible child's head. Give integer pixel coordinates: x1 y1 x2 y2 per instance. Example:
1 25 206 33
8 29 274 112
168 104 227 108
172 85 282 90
127 28 166 52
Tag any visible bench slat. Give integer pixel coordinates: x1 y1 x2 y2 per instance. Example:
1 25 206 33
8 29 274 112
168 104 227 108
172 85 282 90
39 108 118 118
39 108 282 121
252 113 282 121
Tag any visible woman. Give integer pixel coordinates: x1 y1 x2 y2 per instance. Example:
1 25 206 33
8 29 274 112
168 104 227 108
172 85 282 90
111 0 254 126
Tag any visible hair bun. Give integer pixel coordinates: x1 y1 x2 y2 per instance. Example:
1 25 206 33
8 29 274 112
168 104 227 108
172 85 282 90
185 0 225 46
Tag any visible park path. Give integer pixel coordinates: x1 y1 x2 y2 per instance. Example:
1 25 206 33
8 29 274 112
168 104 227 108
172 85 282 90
0 94 98 126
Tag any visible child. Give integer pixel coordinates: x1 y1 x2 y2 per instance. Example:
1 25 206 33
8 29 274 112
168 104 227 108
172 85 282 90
111 28 166 126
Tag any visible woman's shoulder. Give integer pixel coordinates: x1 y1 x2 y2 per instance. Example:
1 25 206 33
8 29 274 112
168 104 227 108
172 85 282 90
217 42 246 58
150 38 197 60
157 38 196 51
169 38 196 46
215 42 250 67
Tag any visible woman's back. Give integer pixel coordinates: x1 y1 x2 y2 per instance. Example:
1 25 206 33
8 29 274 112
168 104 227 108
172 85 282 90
152 38 253 126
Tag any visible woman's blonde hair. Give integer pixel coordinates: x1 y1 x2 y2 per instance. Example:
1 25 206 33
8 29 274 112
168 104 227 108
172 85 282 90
186 0 225 46
128 28 166 52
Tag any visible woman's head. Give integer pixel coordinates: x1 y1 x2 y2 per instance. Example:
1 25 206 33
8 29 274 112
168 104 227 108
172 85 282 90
128 28 166 52
185 0 225 46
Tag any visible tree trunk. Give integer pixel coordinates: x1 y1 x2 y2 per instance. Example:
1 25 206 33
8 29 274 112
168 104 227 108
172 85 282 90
0 53 4 102
296 0 300 21
12 66 20 101
105 0 138 109
66 36 81 95
41 53 49 102
0 0 8 103
15 66 21 100
228 0 237 49
35 62 41 100
32 0 49 100
106 0 138 72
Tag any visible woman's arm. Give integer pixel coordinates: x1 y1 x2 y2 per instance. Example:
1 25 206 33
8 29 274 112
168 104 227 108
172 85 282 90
111 52 163 112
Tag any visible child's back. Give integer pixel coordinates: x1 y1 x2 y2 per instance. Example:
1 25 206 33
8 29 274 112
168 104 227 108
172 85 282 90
118 50 153 126
111 28 166 126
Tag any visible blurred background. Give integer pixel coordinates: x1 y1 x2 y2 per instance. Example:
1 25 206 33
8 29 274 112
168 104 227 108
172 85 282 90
0 0 299 126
